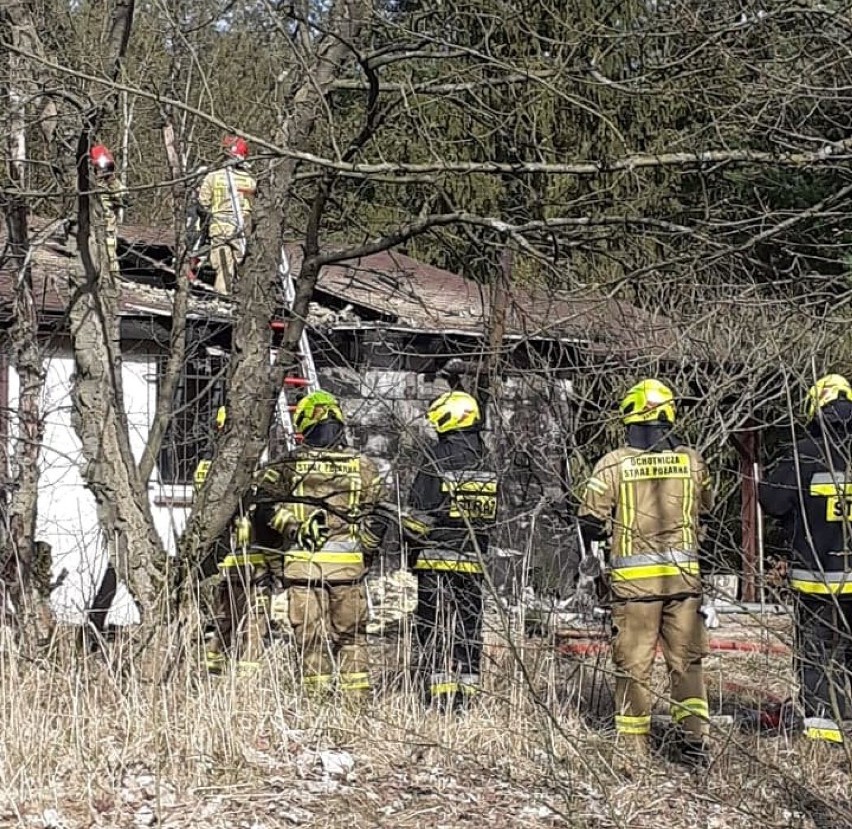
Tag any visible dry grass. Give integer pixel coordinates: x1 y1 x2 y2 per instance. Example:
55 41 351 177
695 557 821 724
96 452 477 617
0 601 849 829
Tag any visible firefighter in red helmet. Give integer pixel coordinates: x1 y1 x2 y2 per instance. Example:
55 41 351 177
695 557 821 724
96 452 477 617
196 135 257 295
89 144 124 277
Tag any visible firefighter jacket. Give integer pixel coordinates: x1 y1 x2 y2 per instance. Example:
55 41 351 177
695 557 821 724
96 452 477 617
197 164 256 241
759 412 852 596
97 177 123 236
243 446 385 583
579 443 713 600
407 430 498 575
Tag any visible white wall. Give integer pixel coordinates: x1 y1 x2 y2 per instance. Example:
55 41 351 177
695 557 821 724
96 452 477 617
7 351 162 626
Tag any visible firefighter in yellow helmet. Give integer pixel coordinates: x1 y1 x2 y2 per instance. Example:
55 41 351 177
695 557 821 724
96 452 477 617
196 135 257 295
759 374 852 750
215 390 386 693
578 379 715 770
407 389 499 711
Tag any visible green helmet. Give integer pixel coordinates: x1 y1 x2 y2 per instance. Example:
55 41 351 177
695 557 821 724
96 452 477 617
293 390 344 434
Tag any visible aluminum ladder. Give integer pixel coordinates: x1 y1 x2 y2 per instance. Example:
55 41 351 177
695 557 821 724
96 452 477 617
270 246 321 454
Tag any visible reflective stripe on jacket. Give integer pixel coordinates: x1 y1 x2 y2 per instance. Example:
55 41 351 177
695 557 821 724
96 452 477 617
284 540 364 567
413 549 484 574
609 550 700 582
789 567 852 595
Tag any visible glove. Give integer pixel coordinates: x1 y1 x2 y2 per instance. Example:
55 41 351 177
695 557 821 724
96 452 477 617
699 603 720 630
298 509 329 552
269 504 296 534
234 516 251 547
766 558 788 588
400 510 433 544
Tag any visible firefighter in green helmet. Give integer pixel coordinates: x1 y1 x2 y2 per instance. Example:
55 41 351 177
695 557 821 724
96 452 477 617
205 391 387 693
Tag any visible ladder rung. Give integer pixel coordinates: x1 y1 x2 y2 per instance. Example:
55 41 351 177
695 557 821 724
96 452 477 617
284 377 310 387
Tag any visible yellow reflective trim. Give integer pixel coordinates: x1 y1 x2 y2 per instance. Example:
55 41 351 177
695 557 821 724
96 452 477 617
672 697 709 723
293 479 306 523
459 684 480 696
810 483 852 497
805 726 844 744
610 562 700 581
285 551 364 564
194 460 211 491
619 479 634 557
339 671 371 691
615 715 651 735
586 477 607 495
790 579 852 595
682 476 694 549
430 682 460 696
220 552 268 567
303 673 334 687
413 559 483 573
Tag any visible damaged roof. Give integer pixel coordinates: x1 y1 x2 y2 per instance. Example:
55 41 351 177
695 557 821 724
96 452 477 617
1 217 691 358
298 247 678 354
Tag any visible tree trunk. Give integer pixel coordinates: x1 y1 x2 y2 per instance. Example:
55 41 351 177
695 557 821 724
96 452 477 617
181 0 373 564
68 153 167 613
0 4 47 637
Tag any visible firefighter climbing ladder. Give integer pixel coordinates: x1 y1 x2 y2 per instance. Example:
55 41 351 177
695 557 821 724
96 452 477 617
272 245 320 451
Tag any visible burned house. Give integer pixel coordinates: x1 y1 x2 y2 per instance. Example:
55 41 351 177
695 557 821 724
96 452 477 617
1 218 709 622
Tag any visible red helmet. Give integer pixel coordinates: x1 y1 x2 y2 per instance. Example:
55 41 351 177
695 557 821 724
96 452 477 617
89 144 115 177
222 135 249 161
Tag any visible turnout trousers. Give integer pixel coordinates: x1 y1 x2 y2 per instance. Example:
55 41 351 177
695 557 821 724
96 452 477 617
414 570 483 706
209 234 242 295
610 595 709 739
288 581 370 696
205 553 277 672
795 595 852 743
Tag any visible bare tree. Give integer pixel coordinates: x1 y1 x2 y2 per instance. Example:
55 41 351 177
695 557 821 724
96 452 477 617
0 0 53 637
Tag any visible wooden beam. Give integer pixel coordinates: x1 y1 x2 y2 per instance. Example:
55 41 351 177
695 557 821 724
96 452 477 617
736 426 760 602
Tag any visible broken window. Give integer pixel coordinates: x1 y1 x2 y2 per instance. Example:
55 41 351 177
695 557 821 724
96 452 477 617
157 352 227 486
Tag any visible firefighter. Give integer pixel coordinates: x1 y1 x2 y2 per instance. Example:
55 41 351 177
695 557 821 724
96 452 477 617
577 379 715 770
89 144 123 277
407 390 499 711
198 405 265 674
208 391 386 691
759 374 852 749
196 135 257 295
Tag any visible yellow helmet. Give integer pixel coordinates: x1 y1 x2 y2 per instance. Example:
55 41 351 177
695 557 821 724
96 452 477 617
620 378 676 425
427 391 481 434
293 390 344 434
805 374 852 422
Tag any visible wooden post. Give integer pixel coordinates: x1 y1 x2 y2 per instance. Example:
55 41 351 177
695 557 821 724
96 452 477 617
737 426 759 602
